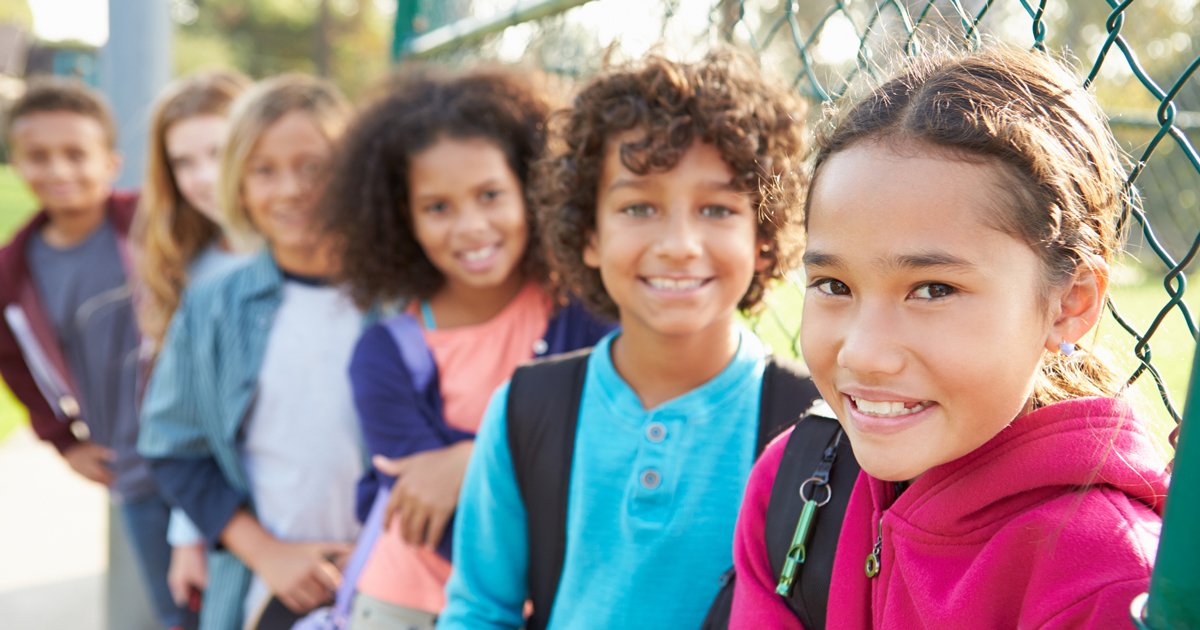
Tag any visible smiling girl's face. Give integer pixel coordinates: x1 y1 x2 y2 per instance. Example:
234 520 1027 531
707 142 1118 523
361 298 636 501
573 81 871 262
408 136 528 294
242 110 333 255
801 140 1058 482
166 114 227 224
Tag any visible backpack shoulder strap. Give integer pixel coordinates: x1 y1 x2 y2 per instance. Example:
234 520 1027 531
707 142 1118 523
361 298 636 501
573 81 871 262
380 313 436 392
505 348 591 630
764 410 860 630
757 356 820 456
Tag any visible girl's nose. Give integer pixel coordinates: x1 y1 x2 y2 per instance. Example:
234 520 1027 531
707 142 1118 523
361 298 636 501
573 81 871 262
454 204 490 235
837 304 906 376
197 160 218 187
277 168 304 198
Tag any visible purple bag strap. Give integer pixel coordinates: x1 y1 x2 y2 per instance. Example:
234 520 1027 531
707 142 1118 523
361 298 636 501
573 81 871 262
329 488 389 625
382 313 436 393
324 313 437 625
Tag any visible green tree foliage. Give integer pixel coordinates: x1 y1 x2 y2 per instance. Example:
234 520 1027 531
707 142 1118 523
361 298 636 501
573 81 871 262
174 0 391 100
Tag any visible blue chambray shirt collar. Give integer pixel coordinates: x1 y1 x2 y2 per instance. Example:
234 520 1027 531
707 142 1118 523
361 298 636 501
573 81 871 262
588 325 767 426
240 248 286 299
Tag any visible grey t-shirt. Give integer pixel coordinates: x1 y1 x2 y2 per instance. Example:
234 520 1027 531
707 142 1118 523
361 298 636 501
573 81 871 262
27 218 153 500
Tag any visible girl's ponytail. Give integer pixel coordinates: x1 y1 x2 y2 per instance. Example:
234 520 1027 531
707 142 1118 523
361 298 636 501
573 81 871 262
1035 344 1125 407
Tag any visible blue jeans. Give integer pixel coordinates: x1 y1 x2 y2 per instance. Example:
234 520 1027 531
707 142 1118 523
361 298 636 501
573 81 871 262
120 492 200 630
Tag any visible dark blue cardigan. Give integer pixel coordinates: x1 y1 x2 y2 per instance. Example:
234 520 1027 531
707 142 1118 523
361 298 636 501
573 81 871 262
349 300 614 556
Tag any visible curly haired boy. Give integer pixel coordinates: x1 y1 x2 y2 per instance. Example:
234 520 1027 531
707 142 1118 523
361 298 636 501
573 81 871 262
439 49 818 630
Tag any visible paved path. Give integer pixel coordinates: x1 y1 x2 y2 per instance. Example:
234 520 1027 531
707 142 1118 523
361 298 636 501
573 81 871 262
0 424 106 630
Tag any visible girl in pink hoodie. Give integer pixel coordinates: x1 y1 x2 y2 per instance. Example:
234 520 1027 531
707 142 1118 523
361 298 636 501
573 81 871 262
730 47 1170 629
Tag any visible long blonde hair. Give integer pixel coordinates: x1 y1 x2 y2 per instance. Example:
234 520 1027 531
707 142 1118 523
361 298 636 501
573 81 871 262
133 70 251 356
220 74 352 236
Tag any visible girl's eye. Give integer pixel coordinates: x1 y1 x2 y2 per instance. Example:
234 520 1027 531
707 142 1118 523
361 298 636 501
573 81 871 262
299 160 326 177
911 283 956 299
480 189 501 202
700 205 733 218
251 165 272 177
425 202 448 214
811 279 851 296
621 203 654 217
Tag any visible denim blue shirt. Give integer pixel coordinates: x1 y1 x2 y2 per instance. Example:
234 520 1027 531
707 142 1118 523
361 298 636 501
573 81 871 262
440 327 766 630
138 250 371 630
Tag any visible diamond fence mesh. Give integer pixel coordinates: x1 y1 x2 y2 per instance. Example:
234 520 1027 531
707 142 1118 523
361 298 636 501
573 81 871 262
398 0 1199 442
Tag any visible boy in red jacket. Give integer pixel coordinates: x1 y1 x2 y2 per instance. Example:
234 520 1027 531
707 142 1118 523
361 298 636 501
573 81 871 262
0 77 195 630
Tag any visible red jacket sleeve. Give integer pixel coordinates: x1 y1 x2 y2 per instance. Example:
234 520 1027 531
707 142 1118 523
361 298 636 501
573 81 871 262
0 319 79 453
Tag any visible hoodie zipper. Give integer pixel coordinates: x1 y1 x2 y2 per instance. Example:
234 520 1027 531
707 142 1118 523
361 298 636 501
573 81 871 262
866 481 906 578
865 518 883 577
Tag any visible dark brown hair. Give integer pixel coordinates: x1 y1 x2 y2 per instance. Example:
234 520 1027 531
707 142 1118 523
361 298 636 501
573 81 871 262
809 46 1128 407
4 76 117 148
535 49 809 320
325 67 555 309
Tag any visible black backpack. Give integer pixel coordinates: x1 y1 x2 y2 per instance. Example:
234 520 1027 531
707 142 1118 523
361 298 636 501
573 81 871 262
699 408 860 630
505 348 822 630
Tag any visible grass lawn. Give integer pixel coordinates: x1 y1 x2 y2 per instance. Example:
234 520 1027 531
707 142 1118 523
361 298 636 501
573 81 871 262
0 165 37 442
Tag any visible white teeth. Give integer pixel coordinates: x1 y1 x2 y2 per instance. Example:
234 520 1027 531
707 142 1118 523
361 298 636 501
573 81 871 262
850 396 933 418
647 277 705 291
461 245 498 262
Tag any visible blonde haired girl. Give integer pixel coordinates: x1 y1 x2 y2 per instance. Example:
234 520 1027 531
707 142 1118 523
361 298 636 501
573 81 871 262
138 75 363 630
134 70 254 356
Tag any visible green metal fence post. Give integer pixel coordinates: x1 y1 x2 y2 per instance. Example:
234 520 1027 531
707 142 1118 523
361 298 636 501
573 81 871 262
392 0 420 61
1134 340 1200 629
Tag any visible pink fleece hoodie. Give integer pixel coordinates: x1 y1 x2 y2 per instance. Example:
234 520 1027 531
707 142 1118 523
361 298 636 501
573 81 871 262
731 397 1168 629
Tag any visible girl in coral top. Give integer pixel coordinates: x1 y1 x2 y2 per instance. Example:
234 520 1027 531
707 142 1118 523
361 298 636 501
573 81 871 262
323 68 612 630
730 46 1170 630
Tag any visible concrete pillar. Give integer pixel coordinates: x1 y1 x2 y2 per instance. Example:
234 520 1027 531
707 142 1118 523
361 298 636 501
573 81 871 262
99 7 173 627
99 0 172 190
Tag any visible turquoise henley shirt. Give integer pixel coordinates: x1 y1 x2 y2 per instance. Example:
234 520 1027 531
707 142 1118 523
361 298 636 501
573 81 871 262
439 327 766 630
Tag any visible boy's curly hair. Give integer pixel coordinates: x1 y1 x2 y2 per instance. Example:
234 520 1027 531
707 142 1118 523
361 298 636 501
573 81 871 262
325 67 556 309
535 48 810 320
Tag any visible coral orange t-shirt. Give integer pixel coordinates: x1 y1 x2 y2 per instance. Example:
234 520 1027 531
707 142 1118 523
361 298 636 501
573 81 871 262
356 282 552 612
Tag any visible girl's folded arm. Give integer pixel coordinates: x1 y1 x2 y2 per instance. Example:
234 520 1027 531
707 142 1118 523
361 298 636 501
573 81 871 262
150 456 247 546
438 382 529 630
350 323 450 461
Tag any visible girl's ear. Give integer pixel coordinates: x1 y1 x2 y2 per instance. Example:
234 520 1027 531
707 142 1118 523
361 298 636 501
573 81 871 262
583 230 600 269
1045 255 1110 353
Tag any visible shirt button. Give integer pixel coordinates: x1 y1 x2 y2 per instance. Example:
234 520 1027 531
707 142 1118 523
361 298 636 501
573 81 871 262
258 315 270 328
645 422 667 443
533 339 548 355
640 469 662 489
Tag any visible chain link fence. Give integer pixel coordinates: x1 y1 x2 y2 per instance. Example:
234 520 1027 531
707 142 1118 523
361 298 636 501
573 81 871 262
398 0 1199 440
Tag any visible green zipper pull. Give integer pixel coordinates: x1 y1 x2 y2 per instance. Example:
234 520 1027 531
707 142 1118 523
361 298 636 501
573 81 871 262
775 497 818 596
865 518 883 578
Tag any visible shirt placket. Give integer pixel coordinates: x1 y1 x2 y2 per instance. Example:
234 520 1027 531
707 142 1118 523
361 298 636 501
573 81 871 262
628 410 685 524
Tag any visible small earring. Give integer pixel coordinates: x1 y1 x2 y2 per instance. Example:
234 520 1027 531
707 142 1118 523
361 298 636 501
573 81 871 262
1059 341 1076 356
